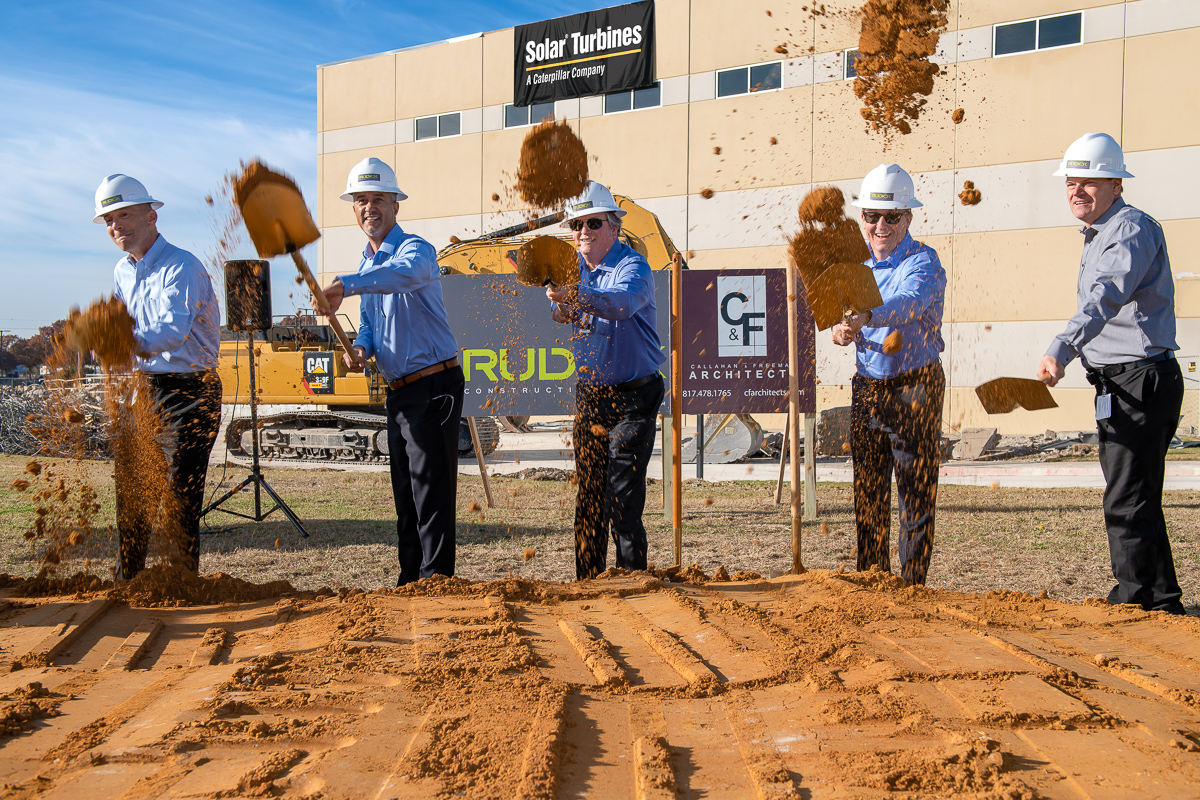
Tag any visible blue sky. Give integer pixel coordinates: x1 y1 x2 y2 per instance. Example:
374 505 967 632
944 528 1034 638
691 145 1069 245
0 0 600 335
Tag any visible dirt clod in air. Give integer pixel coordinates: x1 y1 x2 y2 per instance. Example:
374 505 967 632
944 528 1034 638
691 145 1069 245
700 188 715 199
713 146 722 155
959 180 982 205
769 136 778 145
775 44 788 55
883 330 903 354
57 297 137 371
516 120 589 209
854 0 950 137
491 193 500 202
952 107 965 124
523 547 536 561
788 187 870 291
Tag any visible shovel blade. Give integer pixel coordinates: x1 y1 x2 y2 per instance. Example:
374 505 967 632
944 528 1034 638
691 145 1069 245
235 163 320 258
975 377 1058 415
806 261 883 330
514 236 579 287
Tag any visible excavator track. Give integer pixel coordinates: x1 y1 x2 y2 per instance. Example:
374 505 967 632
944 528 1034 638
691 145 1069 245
225 411 500 463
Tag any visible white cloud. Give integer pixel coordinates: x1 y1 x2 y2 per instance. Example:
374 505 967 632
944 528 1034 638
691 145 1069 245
0 75 317 331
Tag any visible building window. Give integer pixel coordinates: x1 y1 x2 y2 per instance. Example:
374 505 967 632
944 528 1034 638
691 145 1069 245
994 12 1081 57
415 112 461 140
716 61 782 98
504 102 555 128
844 49 861 79
604 83 661 113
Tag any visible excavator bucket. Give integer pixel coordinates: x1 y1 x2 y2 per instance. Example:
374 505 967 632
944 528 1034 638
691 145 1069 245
514 236 579 287
233 161 320 258
806 261 883 331
975 377 1058 415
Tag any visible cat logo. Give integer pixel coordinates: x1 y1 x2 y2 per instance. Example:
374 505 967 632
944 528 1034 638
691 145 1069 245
302 352 334 394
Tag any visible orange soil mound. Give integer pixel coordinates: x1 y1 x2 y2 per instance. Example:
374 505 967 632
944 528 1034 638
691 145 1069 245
854 0 950 137
788 187 870 290
107 564 296 608
516 120 590 209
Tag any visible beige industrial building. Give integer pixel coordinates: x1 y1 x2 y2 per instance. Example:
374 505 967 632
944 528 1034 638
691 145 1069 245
314 0 1199 435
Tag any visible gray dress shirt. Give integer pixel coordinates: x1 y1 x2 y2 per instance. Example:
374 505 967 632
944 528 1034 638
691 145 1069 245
1047 198 1177 369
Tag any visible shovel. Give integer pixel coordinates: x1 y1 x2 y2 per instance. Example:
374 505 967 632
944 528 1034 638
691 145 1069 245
513 236 579 288
233 160 355 355
804 261 884 331
975 377 1058 415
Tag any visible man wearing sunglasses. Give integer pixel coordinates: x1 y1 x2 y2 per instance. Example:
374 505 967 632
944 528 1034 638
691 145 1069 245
546 181 665 580
1038 133 1185 615
831 163 946 586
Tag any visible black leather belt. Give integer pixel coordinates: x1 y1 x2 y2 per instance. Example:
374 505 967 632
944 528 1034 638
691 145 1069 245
1089 350 1174 379
858 359 941 388
146 369 216 385
613 374 659 391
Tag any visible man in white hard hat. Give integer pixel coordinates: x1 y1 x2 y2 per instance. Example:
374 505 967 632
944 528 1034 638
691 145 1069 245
314 157 464 586
93 174 222 580
831 163 946 586
546 181 665 580
1038 132 1186 615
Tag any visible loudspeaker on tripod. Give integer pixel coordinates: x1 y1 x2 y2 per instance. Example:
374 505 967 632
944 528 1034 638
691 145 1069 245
225 259 272 332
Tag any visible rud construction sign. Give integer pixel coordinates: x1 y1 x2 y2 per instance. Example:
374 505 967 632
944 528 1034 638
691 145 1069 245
514 0 655 107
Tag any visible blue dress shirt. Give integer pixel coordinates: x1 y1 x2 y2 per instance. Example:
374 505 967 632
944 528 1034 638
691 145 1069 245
855 233 945 379
113 235 220 374
1046 198 1177 368
564 240 664 386
339 224 459 381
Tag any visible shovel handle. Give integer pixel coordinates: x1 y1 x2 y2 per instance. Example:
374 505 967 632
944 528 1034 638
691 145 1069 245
290 251 356 355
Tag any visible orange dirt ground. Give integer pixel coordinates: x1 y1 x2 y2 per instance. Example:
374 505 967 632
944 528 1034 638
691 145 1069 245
1 569 1198 798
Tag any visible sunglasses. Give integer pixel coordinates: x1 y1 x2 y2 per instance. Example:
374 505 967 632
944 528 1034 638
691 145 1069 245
568 218 607 231
862 210 909 225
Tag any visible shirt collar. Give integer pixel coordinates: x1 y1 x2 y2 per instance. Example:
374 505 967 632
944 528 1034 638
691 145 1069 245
584 240 628 272
126 234 166 268
362 223 405 259
868 233 916 268
1081 197 1125 237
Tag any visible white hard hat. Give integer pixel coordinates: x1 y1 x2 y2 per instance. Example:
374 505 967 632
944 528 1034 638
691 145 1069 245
563 180 626 221
92 174 163 223
851 163 922 210
1053 132 1133 179
340 157 407 201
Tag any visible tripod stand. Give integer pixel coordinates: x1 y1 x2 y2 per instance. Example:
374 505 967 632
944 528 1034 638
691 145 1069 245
202 260 308 537
202 330 309 537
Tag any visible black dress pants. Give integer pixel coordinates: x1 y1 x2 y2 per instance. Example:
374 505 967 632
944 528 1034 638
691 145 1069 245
851 361 945 585
115 371 221 580
386 366 464 585
1095 359 1185 613
573 377 664 580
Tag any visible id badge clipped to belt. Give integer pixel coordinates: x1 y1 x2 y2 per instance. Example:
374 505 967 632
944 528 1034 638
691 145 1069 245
1095 392 1112 420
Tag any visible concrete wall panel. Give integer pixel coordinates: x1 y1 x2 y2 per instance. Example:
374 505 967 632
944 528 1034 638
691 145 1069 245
687 89 813 192
950 227 1083 323
396 37 483 121
319 146 397 229
580 105 690 199
482 29 515 107
321 55 397 130
954 40 1124 169
958 0 1121 30
689 0 812 74
1123 28 1200 153
395 136 483 221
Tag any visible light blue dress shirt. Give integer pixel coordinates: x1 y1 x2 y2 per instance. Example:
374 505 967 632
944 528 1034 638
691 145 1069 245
339 224 459 382
113 235 220 374
565 240 664 386
1046 198 1177 368
855 233 946 379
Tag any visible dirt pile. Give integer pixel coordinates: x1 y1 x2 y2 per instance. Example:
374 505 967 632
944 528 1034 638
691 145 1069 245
106 564 296 607
788 186 870 290
854 0 950 136
516 120 590 209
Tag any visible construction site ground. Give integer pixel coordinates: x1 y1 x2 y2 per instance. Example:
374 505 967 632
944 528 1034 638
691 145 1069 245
2 446 1200 799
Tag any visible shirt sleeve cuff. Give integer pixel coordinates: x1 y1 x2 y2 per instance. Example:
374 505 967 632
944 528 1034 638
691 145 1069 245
1045 340 1076 366
337 274 364 296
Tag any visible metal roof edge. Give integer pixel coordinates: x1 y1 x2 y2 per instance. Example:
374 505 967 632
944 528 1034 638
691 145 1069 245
317 30 485 69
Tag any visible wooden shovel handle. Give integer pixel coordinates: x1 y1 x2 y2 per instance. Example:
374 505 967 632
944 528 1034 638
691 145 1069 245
289 251 356 355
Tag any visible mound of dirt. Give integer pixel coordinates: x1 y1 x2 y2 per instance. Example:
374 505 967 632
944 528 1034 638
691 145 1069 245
507 467 575 482
854 0 950 136
8 571 111 598
106 564 296 608
788 187 870 290
516 120 589 209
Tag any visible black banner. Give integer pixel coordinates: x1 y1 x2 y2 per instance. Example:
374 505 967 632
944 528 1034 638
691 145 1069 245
513 0 655 107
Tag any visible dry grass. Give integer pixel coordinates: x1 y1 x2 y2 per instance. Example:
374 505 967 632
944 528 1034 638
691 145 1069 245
1 454 1197 609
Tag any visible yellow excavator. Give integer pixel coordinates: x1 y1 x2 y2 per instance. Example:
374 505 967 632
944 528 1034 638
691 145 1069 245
217 195 683 463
